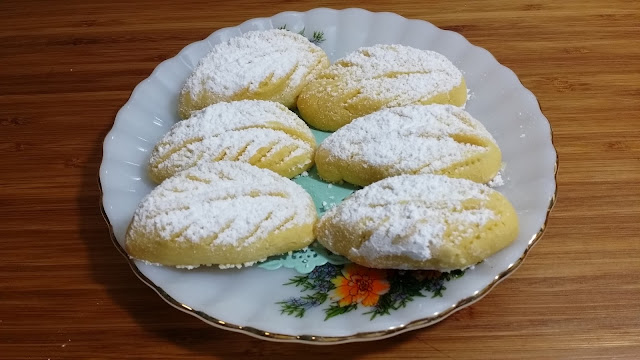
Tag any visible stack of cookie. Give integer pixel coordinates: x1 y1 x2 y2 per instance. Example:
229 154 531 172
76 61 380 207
125 29 518 271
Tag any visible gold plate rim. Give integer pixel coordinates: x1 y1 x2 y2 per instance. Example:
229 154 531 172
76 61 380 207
98 8 559 344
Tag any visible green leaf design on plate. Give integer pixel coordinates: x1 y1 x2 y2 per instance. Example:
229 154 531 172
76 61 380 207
324 303 357 320
258 129 357 274
277 24 326 45
277 263 466 321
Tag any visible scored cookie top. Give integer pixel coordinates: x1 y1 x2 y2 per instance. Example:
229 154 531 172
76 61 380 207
182 29 325 99
313 44 464 107
319 174 497 262
319 104 496 174
160 100 315 146
131 161 316 247
149 100 316 181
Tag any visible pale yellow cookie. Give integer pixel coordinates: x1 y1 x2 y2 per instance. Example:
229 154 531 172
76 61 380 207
297 44 466 131
126 161 317 268
179 29 329 119
148 100 316 183
316 104 501 186
316 174 518 270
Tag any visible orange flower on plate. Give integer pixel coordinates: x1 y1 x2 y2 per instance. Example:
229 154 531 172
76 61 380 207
331 264 390 307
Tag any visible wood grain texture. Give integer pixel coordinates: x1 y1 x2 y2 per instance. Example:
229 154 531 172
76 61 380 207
1 0 639 358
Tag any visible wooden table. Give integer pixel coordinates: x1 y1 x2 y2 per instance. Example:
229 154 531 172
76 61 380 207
1 0 639 358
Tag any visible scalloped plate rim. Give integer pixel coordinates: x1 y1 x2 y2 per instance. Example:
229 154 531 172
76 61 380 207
100 7 558 344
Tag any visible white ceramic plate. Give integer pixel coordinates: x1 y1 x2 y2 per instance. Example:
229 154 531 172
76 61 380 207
100 8 557 344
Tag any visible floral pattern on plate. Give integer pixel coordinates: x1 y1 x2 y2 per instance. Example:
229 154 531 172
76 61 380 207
278 262 465 320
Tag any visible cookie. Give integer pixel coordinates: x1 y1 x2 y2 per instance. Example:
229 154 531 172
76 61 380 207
148 100 316 183
316 174 518 270
179 29 329 118
316 104 501 186
297 44 466 131
126 161 317 267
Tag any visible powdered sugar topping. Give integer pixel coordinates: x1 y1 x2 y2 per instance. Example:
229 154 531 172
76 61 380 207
315 44 464 107
488 172 505 187
182 29 325 99
150 100 315 179
319 104 496 174
131 161 315 247
320 174 496 262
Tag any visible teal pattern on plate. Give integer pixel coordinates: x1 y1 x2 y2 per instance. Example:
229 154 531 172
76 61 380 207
258 242 350 274
258 129 359 274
